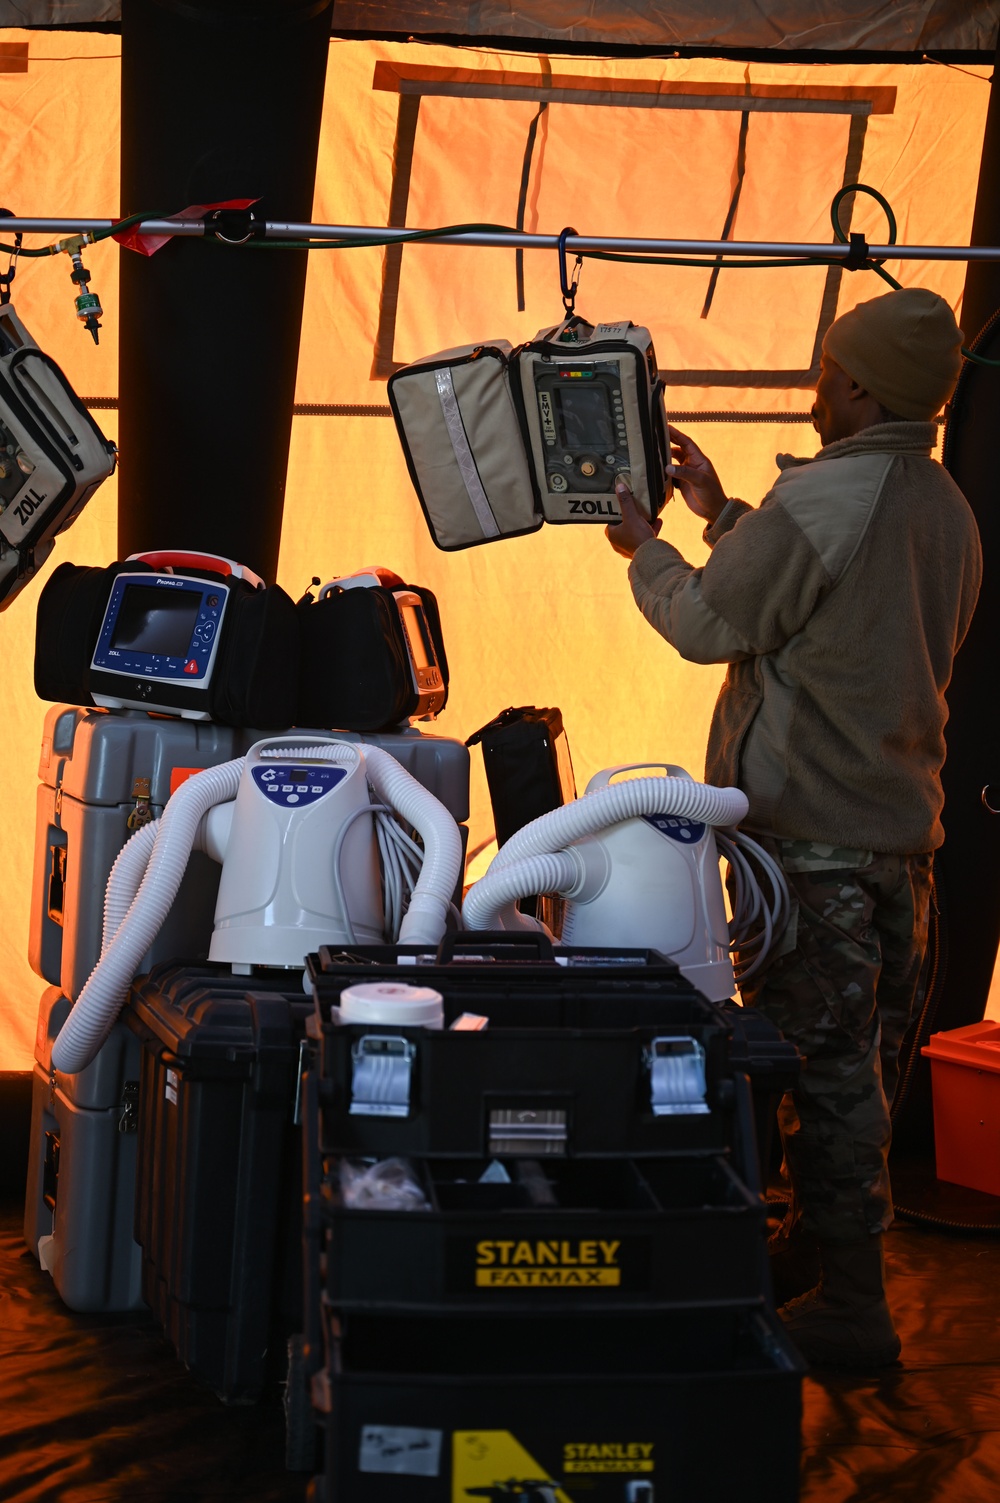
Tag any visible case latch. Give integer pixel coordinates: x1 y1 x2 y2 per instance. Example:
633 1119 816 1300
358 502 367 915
349 1035 415 1118
645 1036 709 1116
118 1079 139 1133
127 777 153 832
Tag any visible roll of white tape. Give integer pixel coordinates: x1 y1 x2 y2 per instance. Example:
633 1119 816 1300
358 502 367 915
339 981 445 1029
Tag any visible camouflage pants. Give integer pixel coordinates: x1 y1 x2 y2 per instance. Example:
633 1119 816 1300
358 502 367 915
739 840 933 1243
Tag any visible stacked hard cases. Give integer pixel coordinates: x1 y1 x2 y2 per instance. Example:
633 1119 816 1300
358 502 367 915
299 935 805 1503
125 963 313 1400
23 704 471 1316
24 706 263 1312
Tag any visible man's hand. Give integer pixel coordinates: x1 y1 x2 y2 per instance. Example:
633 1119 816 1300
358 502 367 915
667 425 728 524
605 478 662 559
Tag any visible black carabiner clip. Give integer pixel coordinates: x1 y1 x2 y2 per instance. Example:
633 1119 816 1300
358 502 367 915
558 225 583 315
0 207 21 307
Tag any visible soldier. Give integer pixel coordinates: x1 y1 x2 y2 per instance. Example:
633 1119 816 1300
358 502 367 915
606 289 982 1368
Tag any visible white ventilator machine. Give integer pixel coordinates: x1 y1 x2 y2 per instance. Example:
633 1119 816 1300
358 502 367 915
51 736 464 1074
462 764 787 1002
51 747 786 1074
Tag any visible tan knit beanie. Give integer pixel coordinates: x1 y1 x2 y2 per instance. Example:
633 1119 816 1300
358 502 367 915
822 288 964 420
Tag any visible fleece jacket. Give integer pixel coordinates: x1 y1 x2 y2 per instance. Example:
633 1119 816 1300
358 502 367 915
627 422 982 854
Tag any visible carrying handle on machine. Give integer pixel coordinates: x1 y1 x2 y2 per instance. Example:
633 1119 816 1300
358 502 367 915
435 929 557 965
128 550 265 588
317 565 405 598
585 763 692 793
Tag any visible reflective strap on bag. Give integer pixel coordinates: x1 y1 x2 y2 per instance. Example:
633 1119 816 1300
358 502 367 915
434 367 500 539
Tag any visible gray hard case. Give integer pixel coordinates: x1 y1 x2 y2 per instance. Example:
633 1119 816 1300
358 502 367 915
24 987 144 1311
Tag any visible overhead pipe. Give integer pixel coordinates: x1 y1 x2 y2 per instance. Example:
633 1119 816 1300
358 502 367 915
7 215 1000 262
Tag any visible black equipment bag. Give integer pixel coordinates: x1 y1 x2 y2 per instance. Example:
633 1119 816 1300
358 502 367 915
34 559 300 727
467 704 576 847
34 559 154 708
297 582 449 732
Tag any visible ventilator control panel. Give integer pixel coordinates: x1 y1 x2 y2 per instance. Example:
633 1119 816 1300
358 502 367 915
251 763 347 808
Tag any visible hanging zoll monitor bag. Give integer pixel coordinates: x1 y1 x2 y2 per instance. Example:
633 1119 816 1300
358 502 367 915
389 314 671 550
519 315 671 526
0 302 117 609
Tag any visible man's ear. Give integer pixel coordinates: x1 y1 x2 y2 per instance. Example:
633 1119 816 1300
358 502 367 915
848 378 871 403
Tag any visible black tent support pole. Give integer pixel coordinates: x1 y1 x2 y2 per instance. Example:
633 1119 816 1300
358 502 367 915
117 0 334 582
894 41 1000 1152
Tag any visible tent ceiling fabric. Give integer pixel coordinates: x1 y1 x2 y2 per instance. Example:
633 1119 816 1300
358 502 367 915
5 1 999 51
334 1 1000 52
0 31 992 1070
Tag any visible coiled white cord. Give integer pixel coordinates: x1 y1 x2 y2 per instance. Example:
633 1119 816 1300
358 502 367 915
326 800 426 945
714 829 790 984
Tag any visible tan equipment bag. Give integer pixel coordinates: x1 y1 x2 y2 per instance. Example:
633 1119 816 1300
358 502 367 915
388 318 670 551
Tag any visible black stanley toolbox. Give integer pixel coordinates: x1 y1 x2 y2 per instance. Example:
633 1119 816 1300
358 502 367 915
320 1152 766 1314
312 1305 803 1503
305 935 799 1173
125 962 312 1403
303 940 773 1324
297 938 804 1498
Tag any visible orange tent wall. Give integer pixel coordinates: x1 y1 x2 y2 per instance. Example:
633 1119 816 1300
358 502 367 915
0 31 995 1069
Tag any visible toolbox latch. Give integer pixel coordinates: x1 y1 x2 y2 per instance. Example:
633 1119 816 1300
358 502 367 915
349 1035 415 1118
646 1035 710 1116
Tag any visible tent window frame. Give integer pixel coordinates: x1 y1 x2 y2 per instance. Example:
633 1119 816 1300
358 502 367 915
368 62 897 387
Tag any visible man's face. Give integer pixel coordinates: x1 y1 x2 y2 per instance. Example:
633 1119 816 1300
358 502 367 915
811 353 858 447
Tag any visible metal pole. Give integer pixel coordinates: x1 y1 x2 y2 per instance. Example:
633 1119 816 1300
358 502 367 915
5 217 1000 262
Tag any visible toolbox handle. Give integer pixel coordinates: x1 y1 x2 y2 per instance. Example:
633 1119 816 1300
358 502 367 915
731 1070 762 1198
300 1060 325 1375
435 929 556 964
731 1068 774 1308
